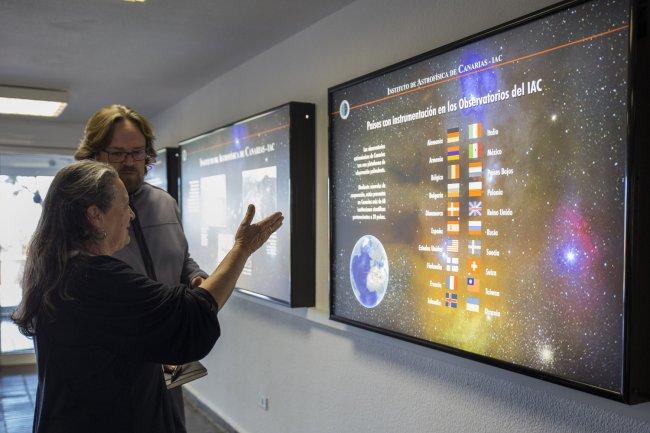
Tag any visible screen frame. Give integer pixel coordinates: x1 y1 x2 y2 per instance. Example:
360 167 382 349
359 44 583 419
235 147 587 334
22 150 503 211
179 101 316 308
328 0 644 402
164 147 181 203
146 147 181 202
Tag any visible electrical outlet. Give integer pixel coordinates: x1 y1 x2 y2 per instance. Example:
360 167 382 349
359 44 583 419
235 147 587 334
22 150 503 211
256 393 269 411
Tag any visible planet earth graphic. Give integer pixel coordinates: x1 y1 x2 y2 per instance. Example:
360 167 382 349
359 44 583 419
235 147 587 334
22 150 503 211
349 235 389 308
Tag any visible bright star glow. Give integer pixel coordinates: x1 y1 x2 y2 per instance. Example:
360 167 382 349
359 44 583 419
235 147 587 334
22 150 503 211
540 346 554 364
551 113 558 121
565 250 576 262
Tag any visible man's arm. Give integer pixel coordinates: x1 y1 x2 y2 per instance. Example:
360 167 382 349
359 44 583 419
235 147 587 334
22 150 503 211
173 202 208 286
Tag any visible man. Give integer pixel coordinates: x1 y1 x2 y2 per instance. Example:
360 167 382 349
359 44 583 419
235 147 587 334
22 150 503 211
75 104 206 432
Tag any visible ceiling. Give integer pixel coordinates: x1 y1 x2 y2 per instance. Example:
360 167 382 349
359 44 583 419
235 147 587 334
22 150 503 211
0 0 354 150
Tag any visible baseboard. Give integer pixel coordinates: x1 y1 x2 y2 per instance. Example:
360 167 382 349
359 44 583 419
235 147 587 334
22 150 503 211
0 352 36 366
183 387 239 433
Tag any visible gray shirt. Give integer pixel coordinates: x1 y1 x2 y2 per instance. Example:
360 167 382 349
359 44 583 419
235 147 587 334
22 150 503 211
113 182 208 287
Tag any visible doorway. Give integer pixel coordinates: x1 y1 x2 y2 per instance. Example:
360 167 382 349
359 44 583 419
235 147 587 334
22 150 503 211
0 152 73 365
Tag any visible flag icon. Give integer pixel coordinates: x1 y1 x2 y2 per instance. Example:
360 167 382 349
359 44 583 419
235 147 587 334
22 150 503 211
446 256 459 272
466 297 480 312
468 239 482 255
447 127 460 143
468 122 483 139
447 201 460 217
468 162 482 178
447 275 457 291
467 277 480 293
469 142 483 159
447 238 459 253
447 221 460 234
469 181 482 197
468 258 481 274
445 292 458 308
468 201 482 216
468 220 482 235
448 164 460 180
447 183 460 198
447 145 460 161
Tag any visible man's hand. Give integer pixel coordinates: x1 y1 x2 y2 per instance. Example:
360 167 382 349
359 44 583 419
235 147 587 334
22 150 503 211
191 276 204 287
234 204 283 256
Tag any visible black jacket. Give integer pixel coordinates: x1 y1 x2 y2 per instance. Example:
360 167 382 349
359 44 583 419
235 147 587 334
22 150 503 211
33 255 220 433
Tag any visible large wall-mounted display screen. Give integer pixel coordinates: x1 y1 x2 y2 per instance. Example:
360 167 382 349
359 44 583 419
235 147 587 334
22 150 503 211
329 0 642 398
180 102 315 307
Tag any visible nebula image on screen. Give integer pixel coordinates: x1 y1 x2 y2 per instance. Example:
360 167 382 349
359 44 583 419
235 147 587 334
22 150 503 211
330 0 629 392
242 166 277 222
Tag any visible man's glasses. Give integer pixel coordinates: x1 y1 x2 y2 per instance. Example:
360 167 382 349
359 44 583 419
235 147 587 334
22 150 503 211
101 148 147 163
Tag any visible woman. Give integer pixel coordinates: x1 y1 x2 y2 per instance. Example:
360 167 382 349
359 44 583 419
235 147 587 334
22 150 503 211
12 160 283 433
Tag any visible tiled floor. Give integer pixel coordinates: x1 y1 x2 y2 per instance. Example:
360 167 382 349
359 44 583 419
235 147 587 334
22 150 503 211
0 365 34 433
0 364 226 433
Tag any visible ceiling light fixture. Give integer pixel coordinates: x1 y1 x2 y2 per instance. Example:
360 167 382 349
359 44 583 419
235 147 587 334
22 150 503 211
0 85 68 117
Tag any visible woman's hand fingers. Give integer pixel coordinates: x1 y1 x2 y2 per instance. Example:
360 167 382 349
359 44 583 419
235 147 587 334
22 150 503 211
257 212 283 229
258 213 283 235
235 207 283 255
240 204 256 228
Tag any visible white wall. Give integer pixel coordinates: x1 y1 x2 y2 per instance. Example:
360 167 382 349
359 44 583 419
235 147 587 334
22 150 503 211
153 0 650 432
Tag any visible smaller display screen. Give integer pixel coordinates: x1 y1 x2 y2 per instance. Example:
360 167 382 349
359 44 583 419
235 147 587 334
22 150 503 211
145 148 168 191
180 105 291 303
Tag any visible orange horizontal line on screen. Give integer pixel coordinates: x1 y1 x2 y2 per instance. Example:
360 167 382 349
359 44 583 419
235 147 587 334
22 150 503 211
184 123 290 155
331 23 629 115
